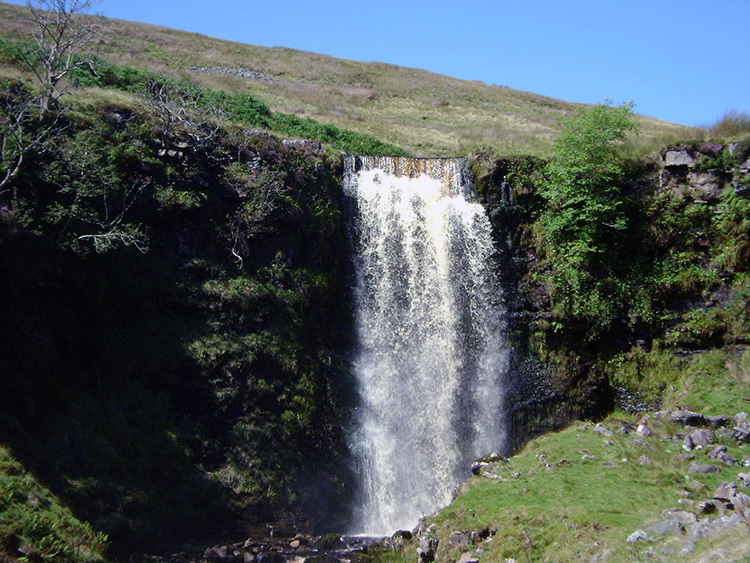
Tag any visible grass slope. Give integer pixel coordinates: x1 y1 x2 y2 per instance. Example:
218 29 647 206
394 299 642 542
0 446 109 562
0 1 697 157
395 348 750 563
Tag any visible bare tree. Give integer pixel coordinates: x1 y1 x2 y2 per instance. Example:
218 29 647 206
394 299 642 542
20 0 100 118
141 79 224 150
0 79 58 205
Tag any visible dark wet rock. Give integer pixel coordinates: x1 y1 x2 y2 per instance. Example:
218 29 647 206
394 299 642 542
471 452 506 475
314 535 345 550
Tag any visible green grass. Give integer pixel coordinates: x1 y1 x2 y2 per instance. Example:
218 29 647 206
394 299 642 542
422 413 750 562
0 445 109 562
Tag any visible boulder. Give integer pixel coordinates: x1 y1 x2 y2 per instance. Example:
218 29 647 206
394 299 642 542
690 429 712 448
449 532 469 549
732 421 750 443
688 462 721 474
717 452 736 466
664 150 697 169
636 424 653 438
687 172 722 201
645 519 684 536
713 482 737 501
661 508 698 524
670 409 708 426
707 445 727 459
417 535 438 563
627 530 653 543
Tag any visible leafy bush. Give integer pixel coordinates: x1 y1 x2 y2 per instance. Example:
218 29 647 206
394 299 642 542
540 101 638 267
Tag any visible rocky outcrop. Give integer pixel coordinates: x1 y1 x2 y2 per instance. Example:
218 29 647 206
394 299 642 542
660 141 750 202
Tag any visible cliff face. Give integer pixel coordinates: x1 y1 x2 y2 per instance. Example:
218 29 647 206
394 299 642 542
0 107 357 553
470 139 750 446
2 80 748 560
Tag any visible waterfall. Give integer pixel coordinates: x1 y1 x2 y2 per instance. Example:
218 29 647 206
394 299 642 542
343 155 509 535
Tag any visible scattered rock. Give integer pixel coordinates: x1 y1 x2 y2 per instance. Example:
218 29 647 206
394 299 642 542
457 553 480 563
713 482 738 501
637 424 653 438
678 453 695 461
449 531 469 549
689 462 721 474
707 445 727 459
669 409 708 426
593 424 614 437
645 519 684 536
627 530 653 543
639 455 652 466
717 452 737 466
731 421 750 443
689 429 712 448
705 415 733 428
188 66 277 81
417 535 438 563
662 508 698 524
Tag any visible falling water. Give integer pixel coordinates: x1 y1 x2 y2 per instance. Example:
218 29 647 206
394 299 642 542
343 155 509 535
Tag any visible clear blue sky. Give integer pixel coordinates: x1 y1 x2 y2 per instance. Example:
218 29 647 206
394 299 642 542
12 0 750 127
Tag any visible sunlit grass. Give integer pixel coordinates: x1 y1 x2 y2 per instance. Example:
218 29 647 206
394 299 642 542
0 1 700 158
424 411 750 562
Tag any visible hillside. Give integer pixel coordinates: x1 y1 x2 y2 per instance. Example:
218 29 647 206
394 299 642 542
0 0 696 157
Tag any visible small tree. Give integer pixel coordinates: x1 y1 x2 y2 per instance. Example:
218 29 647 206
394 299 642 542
540 101 638 268
20 0 100 118
538 101 640 327
0 78 56 203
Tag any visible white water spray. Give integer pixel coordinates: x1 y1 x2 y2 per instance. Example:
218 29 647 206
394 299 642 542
343 156 509 535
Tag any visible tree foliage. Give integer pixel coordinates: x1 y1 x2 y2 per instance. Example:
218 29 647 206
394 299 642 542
540 101 638 267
